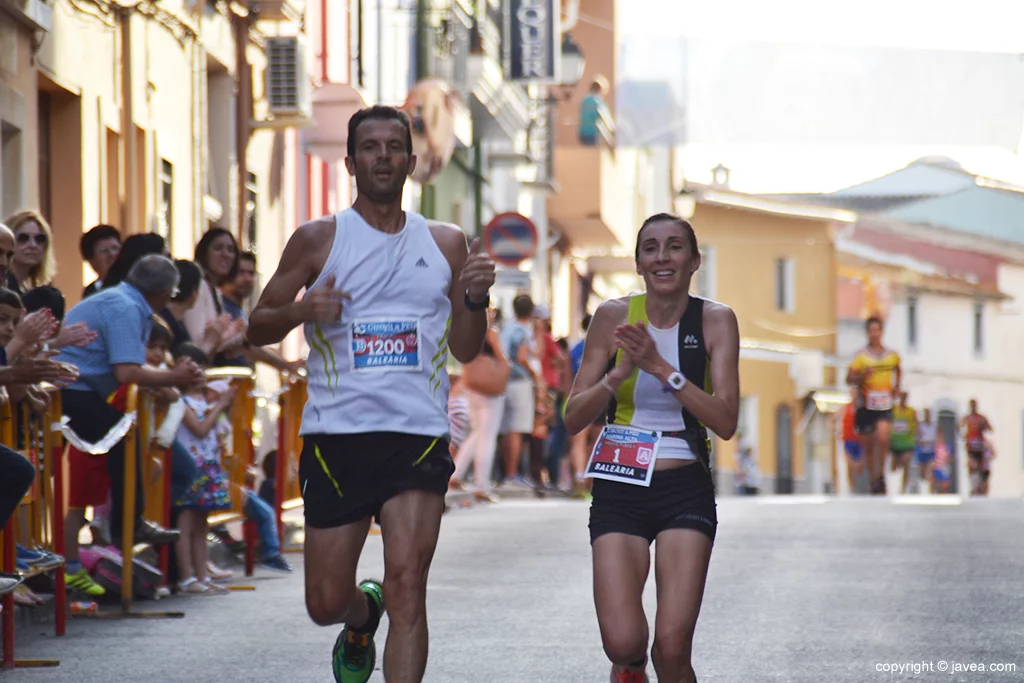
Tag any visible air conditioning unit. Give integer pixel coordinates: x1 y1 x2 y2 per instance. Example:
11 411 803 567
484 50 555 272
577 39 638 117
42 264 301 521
266 36 312 119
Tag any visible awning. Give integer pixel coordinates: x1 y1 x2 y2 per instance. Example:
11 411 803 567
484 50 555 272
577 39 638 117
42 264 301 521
302 82 372 162
805 388 851 414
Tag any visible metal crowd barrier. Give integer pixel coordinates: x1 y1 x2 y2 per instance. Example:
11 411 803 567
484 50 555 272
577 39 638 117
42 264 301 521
1 368 304 662
1 385 63 669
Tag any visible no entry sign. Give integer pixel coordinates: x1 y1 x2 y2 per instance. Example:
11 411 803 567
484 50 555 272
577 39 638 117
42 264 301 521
483 212 538 267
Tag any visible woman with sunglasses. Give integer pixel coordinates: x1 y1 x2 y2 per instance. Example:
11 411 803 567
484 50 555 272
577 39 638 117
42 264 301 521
3 211 56 295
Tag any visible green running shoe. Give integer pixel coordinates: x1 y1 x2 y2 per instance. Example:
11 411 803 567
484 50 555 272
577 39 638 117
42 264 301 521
332 579 385 683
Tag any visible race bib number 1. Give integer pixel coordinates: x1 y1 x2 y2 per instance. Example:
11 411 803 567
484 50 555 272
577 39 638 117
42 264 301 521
584 425 660 487
351 320 421 372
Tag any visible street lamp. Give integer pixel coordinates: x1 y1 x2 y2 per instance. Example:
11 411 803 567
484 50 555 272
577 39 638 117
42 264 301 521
560 33 586 92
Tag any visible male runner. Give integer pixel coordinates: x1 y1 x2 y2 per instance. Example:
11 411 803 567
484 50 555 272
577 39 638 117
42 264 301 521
247 105 495 683
960 399 992 495
889 392 917 494
846 316 901 495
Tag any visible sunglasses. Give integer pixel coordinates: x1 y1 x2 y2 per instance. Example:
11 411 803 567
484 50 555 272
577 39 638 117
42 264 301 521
16 233 48 246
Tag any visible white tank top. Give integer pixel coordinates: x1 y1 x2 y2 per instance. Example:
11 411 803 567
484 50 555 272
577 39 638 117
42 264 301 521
300 209 453 438
623 322 695 461
917 421 937 447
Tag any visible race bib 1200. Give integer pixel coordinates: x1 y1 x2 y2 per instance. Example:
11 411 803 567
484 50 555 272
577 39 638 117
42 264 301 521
351 320 421 372
584 425 660 487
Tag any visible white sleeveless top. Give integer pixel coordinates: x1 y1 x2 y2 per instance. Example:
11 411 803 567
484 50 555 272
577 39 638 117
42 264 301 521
300 209 453 438
624 322 695 461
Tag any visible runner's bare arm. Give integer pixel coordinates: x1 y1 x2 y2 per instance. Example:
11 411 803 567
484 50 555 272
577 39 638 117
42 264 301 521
894 361 902 393
429 221 493 364
248 218 338 346
652 302 740 439
564 299 628 435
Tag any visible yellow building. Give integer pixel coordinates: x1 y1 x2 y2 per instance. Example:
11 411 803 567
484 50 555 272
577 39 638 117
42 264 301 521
683 185 855 494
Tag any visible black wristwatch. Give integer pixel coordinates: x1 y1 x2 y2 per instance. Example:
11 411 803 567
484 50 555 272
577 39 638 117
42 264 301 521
465 291 490 312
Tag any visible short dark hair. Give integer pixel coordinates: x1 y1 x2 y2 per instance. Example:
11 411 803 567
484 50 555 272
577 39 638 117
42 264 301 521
865 316 884 330
634 213 699 261
239 251 256 266
172 342 210 366
262 449 277 481
148 316 174 348
80 224 121 260
347 105 413 159
0 287 22 310
195 228 240 282
22 286 65 322
581 313 593 332
512 294 535 319
173 259 203 303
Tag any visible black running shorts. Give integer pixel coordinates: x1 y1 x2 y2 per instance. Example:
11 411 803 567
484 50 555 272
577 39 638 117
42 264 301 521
589 463 717 545
855 408 892 435
299 432 454 529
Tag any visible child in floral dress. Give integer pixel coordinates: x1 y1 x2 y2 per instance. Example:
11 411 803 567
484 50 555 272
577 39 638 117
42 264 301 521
173 343 236 595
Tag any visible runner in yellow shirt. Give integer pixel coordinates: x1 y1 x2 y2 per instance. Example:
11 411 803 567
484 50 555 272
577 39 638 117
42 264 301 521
890 392 917 494
846 316 901 495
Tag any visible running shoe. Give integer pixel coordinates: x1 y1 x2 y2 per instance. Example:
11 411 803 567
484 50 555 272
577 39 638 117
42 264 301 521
610 666 649 683
65 568 106 597
332 578 385 683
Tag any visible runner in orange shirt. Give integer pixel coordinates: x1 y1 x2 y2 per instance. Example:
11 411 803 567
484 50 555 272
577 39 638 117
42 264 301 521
839 387 865 493
960 399 993 495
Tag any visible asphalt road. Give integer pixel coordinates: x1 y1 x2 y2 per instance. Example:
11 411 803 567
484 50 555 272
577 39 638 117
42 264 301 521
7 495 1024 682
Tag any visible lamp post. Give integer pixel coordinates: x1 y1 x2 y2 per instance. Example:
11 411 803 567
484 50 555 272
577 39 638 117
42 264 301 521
528 32 586 307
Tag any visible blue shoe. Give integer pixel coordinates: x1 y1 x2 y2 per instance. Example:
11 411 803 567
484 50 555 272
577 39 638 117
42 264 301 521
332 579 385 683
257 555 293 573
16 545 43 561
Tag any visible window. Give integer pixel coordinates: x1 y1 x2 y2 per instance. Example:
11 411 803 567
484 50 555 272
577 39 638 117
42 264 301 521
973 302 984 354
774 257 795 312
907 296 918 350
245 171 258 248
692 245 716 300
157 159 173 241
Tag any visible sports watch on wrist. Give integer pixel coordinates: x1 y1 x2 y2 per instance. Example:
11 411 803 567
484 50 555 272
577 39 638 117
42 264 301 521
464 291 490 312
665 371 687 391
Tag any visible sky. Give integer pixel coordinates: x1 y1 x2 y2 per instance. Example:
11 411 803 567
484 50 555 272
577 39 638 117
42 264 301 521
609 0 1024 192
617 0 1024 54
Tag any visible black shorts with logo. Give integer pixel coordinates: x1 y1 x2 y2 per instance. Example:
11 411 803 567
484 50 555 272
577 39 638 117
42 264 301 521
855 408 892 435
299 432 454 529
589 463 717 545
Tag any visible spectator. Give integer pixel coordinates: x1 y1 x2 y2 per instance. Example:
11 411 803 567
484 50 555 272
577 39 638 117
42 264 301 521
257 450 278 507
534 305 570 489
0 447 34 596
499 294 543 489
56 254 204 548
158 259 226 356
219 251 302 372
450 308 509 502
578 77 613 146
103 233 167 289
80 225 122 298
184 228 245 363
3 210 57 294
171 342 235 595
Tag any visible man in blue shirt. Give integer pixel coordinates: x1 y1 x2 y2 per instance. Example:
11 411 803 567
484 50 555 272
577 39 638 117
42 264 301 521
579 79 612 146
569 313 592 377
57 255 205 546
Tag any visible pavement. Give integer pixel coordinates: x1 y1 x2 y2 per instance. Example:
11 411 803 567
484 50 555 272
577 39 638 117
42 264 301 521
6 494 1024 682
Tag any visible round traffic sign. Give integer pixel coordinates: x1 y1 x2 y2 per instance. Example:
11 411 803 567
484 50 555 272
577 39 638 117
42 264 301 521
483 212 538 267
